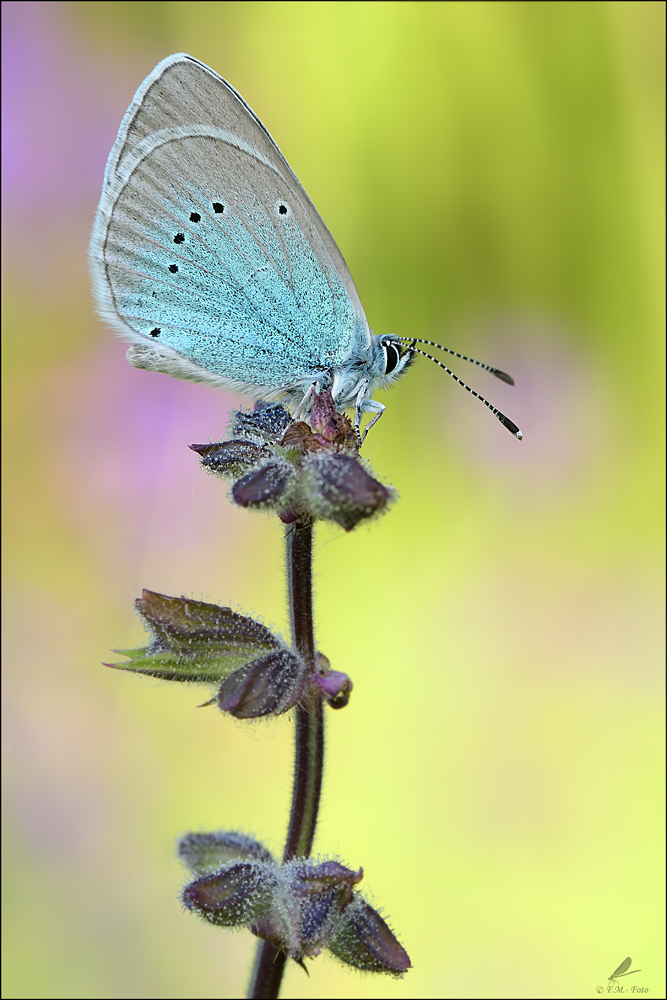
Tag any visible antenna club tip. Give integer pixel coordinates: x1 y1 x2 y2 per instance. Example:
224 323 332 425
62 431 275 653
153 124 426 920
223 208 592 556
516 430 523 441
493 369 515 385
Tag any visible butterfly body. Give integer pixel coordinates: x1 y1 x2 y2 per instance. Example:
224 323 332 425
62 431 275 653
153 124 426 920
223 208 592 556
90 54 412 431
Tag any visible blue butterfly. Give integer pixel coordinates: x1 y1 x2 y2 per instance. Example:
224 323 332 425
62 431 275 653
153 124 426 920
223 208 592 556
90 54 520 441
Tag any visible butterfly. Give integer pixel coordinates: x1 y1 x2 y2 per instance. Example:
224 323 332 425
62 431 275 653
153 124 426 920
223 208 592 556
90 54 521 442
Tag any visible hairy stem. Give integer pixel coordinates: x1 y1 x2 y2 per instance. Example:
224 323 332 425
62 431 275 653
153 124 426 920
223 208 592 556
283 522 324 862
247 521 325 999
247 946 287 1000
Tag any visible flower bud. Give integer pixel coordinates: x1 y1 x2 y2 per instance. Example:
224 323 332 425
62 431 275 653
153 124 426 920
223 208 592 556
231 403 293 443
327 898 412 975
253 859 363 959
309 390 357 448
279 393 357 454
315 668 353 709
290 858 362 957
181 849 411 977
189 439 268 478
182 861 277 927
304 453 392 530
231 460 294 509
178 830 274 874
218 649 306 718
191 393 396 530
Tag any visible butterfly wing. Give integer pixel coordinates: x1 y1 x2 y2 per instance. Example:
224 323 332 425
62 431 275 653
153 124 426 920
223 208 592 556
90 54 370 393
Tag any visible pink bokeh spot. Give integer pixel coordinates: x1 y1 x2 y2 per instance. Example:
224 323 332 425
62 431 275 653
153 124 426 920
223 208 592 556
46 340 243 576
2 1 148 212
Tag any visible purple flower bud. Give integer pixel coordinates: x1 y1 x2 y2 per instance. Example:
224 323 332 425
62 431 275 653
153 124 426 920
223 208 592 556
194 397 396 529
182 861 277 927
292 860 362 956
278 393 357 454
309 390 357 447
231 403 293 443
218 650 306 718
232 460 294 509
305 453 392 530
189 439 268 477
253 859 364 959
178 830 274 874
327 898 412 975
181 849 410 976
315 668 353 709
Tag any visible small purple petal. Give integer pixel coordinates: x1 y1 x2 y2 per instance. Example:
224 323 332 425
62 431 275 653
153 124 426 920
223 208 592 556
315 669 353 709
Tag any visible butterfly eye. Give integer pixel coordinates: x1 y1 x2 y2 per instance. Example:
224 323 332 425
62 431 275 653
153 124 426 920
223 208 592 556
382 342 401 375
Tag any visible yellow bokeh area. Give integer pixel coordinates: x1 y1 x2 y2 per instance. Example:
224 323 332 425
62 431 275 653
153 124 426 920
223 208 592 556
2 2 664 998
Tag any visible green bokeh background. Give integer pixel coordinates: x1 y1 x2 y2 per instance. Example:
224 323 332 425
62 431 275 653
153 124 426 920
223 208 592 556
2 2 664 997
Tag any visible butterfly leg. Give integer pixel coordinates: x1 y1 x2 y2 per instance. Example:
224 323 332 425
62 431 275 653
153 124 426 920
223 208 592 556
360 402 385 441
293 383 318 420
354 383 386 444
353 380 370 445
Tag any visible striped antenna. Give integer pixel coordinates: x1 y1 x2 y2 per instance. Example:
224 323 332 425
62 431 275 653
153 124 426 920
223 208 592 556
395 337 515 384
401 343 523 440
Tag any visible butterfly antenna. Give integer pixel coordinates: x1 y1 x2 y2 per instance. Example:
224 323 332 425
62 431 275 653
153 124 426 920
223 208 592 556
395 337 515 385
403 344 523 440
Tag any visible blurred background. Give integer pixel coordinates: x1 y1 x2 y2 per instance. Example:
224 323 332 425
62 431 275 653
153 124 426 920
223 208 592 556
2 2 664 997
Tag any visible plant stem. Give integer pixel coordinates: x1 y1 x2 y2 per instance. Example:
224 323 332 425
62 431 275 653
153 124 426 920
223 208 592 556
283 521 324 863
247 521 325 999
247 945 287 1000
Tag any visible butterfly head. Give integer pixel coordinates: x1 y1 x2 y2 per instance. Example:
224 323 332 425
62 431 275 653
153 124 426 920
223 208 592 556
377 337 416 384
329 336 414 410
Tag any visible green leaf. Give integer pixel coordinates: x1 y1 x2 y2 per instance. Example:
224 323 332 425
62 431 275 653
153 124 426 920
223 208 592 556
105 648 258 684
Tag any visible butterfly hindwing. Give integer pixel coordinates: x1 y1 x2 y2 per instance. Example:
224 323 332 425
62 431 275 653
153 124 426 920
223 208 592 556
91 54 370 391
